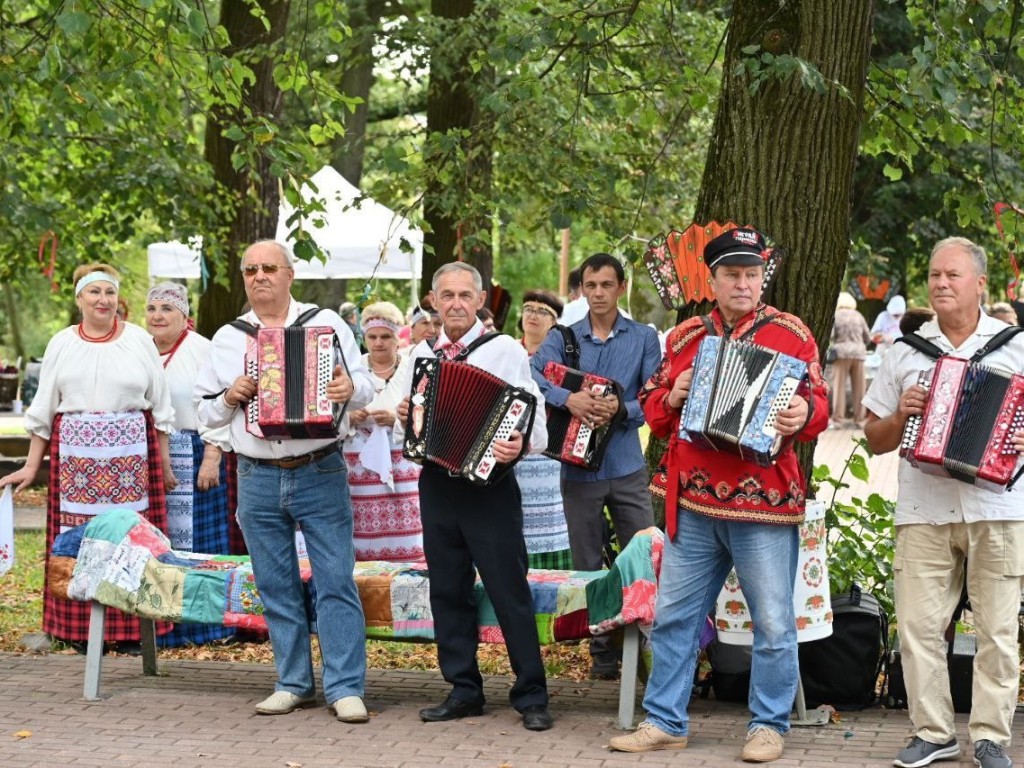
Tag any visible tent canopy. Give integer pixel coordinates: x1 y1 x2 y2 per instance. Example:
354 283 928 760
147 166 423 281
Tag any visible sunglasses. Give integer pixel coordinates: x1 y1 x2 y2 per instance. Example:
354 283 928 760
241 263 291 276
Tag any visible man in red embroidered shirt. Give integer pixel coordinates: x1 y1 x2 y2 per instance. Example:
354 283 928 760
609 227 829 762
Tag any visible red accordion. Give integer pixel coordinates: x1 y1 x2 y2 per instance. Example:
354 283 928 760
541 362 623 470
402 357 536 486
900 356 1024 493
241 325 347 440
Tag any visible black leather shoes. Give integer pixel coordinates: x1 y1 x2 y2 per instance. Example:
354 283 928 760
419 695 484 722
521 704 554 731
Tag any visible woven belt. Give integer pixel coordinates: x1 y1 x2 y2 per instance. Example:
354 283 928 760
250 443 339 470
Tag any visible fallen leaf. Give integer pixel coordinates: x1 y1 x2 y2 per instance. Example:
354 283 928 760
285 762 303 768
13 730 31 740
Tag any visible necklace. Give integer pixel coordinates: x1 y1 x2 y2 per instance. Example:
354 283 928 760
77 316 119 343
369 358 398 376
157 329 189 369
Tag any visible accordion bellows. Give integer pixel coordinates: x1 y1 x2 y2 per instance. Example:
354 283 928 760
680 336 808 467
244 325 346 440
541 362 623 470
900 356 1024 493
403 357 537 486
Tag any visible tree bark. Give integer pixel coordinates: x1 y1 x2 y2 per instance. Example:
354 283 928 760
423 0 495 290
197 0 291 338
331 0 387 187
647 0 876 484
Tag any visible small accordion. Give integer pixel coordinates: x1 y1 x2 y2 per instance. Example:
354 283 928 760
899 356 1024 493
679 336 807 466
242 325 347 440
541 362 623 470
403 357 537 486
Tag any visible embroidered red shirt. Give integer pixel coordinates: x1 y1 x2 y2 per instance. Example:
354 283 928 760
640 304 829 539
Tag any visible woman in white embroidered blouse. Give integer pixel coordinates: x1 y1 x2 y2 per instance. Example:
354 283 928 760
145 281 239 647
342 301 423 562
0 263 174 651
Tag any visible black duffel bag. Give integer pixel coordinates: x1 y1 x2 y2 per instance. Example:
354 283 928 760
798 584 889 710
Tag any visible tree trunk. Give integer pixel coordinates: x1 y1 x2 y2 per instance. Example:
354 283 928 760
197 0 291 338
423 0 495 290
646 0 876 483
331 0 387 187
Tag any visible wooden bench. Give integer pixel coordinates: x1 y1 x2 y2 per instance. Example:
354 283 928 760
51 510 660 729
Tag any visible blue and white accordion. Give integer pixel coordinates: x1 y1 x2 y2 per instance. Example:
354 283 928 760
679 336 808 466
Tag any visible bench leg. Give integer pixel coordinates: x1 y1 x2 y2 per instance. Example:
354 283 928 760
140 618 158 676
618 623 640 729
83 601 106 700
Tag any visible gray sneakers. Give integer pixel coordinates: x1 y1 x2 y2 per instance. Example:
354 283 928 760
974 740 1013 768
893 736 960 767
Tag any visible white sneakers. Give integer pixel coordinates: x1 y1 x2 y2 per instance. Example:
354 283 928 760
333 696 370 723
254 691 317 715
254 691 369 723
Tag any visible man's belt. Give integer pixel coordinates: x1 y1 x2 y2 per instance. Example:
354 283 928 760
248 442 340 469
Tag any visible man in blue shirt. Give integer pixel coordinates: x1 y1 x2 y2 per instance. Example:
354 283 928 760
531 252 662 679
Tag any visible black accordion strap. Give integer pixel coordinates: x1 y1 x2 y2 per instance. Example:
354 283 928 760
968 326 1024 363
434 331 501 361
227 305 322 336
554 325 581 369
701 312 777 342
895 333 944 360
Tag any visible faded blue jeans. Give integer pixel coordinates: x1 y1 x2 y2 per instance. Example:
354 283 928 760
237 450 366 704
643 511 798 737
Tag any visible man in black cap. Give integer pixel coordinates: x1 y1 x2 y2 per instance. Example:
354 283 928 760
609 227 829 762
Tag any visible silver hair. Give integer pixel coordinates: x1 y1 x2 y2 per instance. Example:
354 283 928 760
245 239 296 266
931 236 987 277
431 262 482 292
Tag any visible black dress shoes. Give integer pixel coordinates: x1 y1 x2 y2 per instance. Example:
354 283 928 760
521 704 554 731
419 695 484 722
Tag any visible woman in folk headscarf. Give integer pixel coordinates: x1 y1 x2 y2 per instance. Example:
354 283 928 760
516 289 573 570
0 263 174 652
145 282 240 646
342 301 423 561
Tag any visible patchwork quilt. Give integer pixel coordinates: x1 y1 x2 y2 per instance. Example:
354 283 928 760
49 509 663 643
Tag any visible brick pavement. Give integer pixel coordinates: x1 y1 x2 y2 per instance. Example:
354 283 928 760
0 652 1012 768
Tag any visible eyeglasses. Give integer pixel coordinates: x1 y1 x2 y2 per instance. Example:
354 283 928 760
522 305 557 319
241 263 291 277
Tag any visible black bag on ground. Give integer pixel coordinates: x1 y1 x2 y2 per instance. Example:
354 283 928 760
798 584 888 710
706 640 752 703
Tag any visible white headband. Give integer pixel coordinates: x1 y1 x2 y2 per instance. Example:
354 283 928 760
75 271 119 296
362 317 400 334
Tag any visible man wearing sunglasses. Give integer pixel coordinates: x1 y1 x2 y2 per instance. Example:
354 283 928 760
195 240 375 725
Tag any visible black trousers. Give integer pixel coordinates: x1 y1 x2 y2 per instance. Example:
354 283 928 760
419 464 548 711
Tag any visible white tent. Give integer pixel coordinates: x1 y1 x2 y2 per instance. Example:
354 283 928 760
147 166 423 282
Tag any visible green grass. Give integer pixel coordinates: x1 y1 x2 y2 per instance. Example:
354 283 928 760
0 529 44 651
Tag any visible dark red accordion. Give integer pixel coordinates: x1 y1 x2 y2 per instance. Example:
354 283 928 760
541 362 623 470
243 325 347 440
403 357 536 486
900 356 1024 493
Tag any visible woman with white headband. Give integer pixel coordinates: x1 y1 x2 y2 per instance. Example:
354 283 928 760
341 300 423 561
0 262 174 654
145 281 240 647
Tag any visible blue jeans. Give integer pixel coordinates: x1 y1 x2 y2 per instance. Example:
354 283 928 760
237 450 366 704
643 511 798 736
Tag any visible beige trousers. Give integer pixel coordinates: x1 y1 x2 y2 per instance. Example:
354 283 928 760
894 521 1024 746
830 357 865 422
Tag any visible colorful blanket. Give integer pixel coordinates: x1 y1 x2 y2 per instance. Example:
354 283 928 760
49 509 663 643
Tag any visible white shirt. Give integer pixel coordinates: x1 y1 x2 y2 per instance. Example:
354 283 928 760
392 319 548 453
194 300 373 459
162 331 231 450
25 322 174 439
863 312 1024 525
